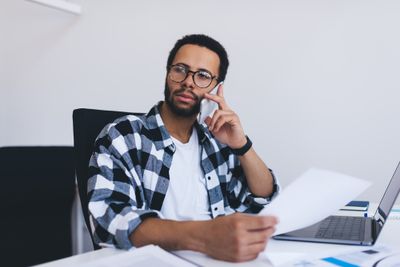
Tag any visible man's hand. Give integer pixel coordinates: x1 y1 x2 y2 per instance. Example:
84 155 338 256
130 213 277 263
200 213 277 262
204 84 247 149
204 83 276 197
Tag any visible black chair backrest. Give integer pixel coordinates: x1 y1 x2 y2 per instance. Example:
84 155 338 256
72 108 143 249
0 146 75 267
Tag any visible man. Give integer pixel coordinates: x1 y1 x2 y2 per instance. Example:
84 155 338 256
88 34 279 262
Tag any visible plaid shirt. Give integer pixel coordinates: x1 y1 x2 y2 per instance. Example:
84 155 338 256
88 102 279 249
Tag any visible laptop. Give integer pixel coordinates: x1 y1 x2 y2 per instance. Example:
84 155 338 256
273 162 400 245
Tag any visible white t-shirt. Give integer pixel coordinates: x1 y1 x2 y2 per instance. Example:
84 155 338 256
160 130 212 220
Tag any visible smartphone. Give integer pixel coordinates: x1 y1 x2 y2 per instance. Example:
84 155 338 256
198 82 223 124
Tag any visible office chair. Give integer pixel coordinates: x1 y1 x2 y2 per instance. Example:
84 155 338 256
72 108 143 250
0 146 75 267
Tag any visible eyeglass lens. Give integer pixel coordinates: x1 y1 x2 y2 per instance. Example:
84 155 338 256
169 65 213 88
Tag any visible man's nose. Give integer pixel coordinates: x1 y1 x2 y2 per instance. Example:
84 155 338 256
181 72 195 89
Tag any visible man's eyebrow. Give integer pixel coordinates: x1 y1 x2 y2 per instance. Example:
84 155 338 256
175 62 189 68
197 67 212 74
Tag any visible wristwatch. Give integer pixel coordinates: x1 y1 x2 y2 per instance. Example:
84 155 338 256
231 136 252 156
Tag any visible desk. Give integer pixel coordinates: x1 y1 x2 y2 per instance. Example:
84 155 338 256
36 206 400 267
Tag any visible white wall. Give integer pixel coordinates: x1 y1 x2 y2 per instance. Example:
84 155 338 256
1 0 400 202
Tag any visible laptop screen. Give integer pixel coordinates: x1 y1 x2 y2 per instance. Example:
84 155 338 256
374 162 400 225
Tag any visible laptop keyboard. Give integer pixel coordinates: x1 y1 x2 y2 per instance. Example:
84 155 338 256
315 216 365 240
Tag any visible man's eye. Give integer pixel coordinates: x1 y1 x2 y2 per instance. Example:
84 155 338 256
176 66 187 73
197 72 211 80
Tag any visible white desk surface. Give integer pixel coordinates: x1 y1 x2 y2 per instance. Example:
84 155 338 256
36 205 400 267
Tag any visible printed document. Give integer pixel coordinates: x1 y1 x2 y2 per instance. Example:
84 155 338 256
78 245 197 267
259 168 371 235
281 245 400 266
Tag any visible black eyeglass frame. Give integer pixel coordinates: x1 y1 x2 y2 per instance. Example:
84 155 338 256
167 64 218 88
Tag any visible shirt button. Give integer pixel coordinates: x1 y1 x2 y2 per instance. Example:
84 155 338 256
207 176 211 180
214 207 218 211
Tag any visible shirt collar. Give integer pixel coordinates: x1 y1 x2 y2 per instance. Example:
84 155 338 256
145 102 214 151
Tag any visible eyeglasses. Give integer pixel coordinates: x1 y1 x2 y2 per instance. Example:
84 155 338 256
168 64 217 88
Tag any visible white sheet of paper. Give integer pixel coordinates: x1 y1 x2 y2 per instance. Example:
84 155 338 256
79 245 196 267
280 245 397 267
259 168 371 235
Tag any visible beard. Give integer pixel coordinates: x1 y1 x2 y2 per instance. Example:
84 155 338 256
164 82 201 117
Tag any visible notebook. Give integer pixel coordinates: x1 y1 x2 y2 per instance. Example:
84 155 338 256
273 162 400 245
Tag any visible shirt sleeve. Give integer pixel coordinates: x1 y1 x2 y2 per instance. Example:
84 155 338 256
227 157 280 213
87 123 161 249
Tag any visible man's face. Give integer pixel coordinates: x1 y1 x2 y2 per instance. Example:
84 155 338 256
164 44 220 117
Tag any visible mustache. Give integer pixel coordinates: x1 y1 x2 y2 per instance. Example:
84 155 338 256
173 88 200 101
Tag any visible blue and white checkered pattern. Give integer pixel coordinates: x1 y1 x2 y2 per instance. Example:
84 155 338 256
88 102 279 249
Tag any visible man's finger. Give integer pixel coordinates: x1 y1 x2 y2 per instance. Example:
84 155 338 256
208 110 231 131
245 228 276 245
217 83 224 97
240 215 278 230
204 116 212 126
238 242 268 261
213 114 236 133
205 92 229 110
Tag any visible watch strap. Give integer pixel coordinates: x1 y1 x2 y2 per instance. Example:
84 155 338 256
231 136 252 156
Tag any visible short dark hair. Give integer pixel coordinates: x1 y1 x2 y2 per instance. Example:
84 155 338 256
167 34 229 82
